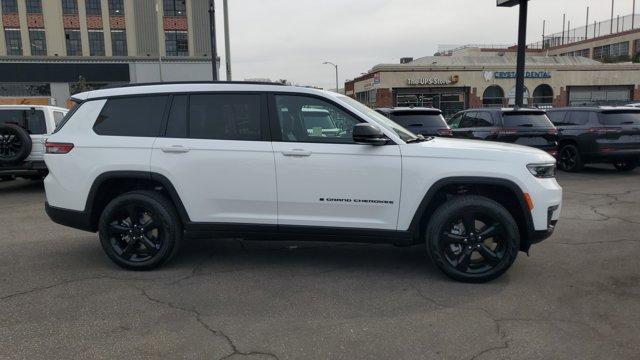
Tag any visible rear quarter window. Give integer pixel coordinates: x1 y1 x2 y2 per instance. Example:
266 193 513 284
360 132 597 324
599 111 640 125
93 96 168 137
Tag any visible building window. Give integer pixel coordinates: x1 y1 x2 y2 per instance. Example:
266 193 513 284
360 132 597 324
355 90 377 108
29 29 47 55
482 86 505 107
108 0 124 15
111 30 127 56
65 29 82 55
163 0 186 16
88 31 105 56
593 41 630 61
26 0 43 14
4 29 22 55
1 0 18 13
532 84 554 107
165 31 188 56
61 0 78 15
85 0 102 15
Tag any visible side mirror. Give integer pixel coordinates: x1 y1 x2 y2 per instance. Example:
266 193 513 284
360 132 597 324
353 123 388 146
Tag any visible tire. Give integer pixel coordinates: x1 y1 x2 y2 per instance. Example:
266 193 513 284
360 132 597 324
0 124 32 166
558 144 583 172
613 159 638 172
98 190 182 270
425 195 520 283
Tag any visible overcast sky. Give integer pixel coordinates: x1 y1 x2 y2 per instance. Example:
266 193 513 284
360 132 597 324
217 0 632 89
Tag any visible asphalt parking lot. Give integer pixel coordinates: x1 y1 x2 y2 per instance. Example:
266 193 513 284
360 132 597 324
1 166 639 360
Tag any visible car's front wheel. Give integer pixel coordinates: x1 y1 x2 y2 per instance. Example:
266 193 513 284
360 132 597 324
98 191 182 270
426 196 520 283
558 144 583 172
613 159 637 172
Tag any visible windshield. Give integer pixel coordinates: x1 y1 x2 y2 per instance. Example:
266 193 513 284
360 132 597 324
502 113 554 128
599 111 640 125
338 96 419 142
302 111 336 129
389 112 447 128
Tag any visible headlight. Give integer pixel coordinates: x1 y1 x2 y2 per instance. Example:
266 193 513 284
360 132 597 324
527 163 556 178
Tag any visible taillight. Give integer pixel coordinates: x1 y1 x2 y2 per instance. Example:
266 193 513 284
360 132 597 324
588 127 622 134
491 128 518 136
437 129 453 137
45 142 74 154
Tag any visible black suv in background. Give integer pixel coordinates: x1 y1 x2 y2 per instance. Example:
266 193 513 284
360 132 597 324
376 107 452 137
547 107 640 172
447 108 558 156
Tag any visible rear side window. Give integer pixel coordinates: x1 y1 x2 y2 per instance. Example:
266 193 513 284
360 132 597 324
165 95 188 138
188 94 261 141
53 111 66 126
546 111 566 125
94 96 168 137
502 112 554 128
0 109 47 134
475 112 494 127
388 111 447 127
565 111 591 126
599 111 640 125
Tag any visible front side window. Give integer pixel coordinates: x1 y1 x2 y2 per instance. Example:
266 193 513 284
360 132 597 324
447 113 464 129
0 109 46 134
85 0 102 15
65 29 82 55
26 0 42 13
108 0 124 15
110 30 127 56
61 0 78 15
458 112 477 129
29 29 47 55
94 96 168 137
163 0 186 16
165 31 188 56
475 112 494 127
4 29 22 55
188 94 261 141
88 31 105 56
547 111 567 126
1 0 18 13
275 95 360 144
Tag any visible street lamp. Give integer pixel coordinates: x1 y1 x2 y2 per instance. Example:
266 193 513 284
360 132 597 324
209 0 219 81
498 0 529 107
323 61 339 93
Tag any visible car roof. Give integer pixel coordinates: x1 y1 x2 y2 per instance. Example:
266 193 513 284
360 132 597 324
376 107 442 114
548 106 640 112
458 107 545 114
71 82 339 102
0 105 68 111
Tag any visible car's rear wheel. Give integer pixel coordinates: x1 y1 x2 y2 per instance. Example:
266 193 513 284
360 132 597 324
98 191 182 270
558 144 583 172
613 159 637 172
426 196 520 283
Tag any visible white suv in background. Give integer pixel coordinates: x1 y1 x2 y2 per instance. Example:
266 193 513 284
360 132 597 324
0 105 67 181
43 82 562 283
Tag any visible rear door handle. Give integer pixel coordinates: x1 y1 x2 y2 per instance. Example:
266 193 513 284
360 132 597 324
281 149 312 157
161 145 190 153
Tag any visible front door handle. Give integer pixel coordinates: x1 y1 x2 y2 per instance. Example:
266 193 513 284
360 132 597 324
281 149 312 157
161 145 190 153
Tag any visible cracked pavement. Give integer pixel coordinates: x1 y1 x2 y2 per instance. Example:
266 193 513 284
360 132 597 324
1 165 639 359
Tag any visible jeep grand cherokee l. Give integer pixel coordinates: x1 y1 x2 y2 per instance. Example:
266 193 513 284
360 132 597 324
43 82 562 283
547 107 640 172
448 108 559 157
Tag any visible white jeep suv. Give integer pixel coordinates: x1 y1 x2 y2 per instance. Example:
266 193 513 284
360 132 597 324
0 105 67 180
44 82 562 283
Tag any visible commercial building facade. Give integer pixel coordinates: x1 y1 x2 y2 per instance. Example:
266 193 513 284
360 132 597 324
0 0 216 106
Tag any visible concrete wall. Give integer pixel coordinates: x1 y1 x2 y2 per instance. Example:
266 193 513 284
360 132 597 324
50 82 71 107
129 62 213 83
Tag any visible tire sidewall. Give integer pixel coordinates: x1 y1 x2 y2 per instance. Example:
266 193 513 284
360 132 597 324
559 144 582 172
0 124 32 165
426 196 520 283
99 192 179 270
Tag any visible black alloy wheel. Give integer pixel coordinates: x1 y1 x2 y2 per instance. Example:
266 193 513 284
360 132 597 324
99 191 181 270
426 196 519 283
558 145 583 172
0 124 31 165
0 133 20 159
613 159 638 172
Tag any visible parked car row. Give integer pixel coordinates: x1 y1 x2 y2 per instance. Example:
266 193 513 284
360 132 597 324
375 105 640 173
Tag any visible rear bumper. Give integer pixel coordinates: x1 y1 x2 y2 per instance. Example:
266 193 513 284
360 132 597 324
0 161 47 175
45 202 95 232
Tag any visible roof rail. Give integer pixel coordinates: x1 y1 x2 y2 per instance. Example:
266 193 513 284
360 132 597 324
100 81 287 90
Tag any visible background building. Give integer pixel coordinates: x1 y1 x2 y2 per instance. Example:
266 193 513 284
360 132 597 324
0 0 217 106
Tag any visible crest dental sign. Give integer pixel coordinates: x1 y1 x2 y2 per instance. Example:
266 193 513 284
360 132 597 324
494 71 551 79
407 75 459 86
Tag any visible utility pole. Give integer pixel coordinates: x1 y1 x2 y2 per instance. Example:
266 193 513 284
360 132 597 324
498 0 529 107
585 7 589 40
223 0 232 80
542 20 545 49
562 13 566 45
611 0 615 34
209 0 219 81
633 0 636 30
323 62 339 93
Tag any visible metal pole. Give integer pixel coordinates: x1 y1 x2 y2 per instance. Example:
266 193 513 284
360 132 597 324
515 0 528 107
633 0 636 30
209 0 219 81
542 20 546 49
223 0 232 80
562 14 566 45
594 20 597 38
585 7 589 40
156 0 163 81
617 15 620 32
568 21 571 43
611 0 615 34
323 62 339 92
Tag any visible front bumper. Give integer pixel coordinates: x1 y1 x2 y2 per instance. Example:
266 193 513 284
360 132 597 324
529 205 559 244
